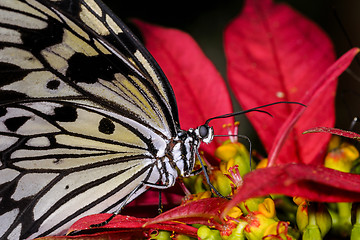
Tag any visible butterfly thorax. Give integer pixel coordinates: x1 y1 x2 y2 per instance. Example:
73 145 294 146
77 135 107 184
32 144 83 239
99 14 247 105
169 125 214 180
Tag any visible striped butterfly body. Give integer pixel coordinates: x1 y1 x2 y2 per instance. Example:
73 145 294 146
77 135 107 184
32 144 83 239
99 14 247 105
0 0 214 239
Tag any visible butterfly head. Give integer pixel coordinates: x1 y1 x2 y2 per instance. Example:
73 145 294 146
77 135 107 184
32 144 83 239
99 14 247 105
195 124 214 144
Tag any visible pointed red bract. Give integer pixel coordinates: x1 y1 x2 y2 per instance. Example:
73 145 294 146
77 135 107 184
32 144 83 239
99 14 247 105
224 164 360 216
37 214 198 239
134 20 233 157
224 0 337 164
268 48 359 166
304 126 360 140
145 198 229 228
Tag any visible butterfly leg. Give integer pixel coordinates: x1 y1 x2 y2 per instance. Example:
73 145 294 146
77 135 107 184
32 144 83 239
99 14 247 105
142 175 178 214
196 151 230 199
189 167 203 176
158 189 163 214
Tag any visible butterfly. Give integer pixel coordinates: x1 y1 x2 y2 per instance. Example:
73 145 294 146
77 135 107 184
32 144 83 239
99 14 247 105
0 0 221 238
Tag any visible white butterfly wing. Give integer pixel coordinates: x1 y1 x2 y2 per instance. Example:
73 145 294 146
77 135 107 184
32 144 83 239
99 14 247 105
0 0 180 238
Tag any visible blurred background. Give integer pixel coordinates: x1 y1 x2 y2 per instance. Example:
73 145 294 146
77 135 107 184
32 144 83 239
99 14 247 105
101 0 360 154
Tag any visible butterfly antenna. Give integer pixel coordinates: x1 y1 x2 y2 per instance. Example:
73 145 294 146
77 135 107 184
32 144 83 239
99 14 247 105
205 101 305 125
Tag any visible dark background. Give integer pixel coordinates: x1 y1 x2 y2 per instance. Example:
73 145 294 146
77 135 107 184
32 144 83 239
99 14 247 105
101 0 360 153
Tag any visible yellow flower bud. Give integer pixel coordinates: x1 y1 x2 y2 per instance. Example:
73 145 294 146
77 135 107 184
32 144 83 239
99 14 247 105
243 212 277 240
293 196 307 206
215 142 240 161
324 137 359 173
197 225 222 240
226 206 242 219
256 158 268 169
215 141 251 176
212 170 232 197
149 230 171 240
238 197 266 214
263 221 296 240
258 198 276 219
296 201 309 233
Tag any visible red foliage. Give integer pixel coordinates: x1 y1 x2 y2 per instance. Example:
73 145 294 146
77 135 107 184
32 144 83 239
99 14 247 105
38 214 198 239
145 198 229 228
224 164 360 215
267 48 359 166
224 0 337 165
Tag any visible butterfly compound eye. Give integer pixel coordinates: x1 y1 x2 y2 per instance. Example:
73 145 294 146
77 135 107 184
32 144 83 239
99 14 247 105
196 124 214 144
199 125 209 138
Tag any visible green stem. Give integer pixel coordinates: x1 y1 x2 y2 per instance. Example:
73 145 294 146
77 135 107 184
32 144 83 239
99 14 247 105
351 204 360 240
337 202 351 224
302 204 322 240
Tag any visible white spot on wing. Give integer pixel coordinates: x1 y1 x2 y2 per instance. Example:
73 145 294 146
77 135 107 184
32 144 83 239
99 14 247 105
26 136 51 147
0 168 20 185
8 223 21 240
80 4 109 36
0 8 47 29
2 71 80 98
62 29 98 56
0 136 18 151
0 27 22 44
22 102 60 116
0 47 43 69
86 0 102 17
0 209 19 238
106 14 122 34
2 0 47 20
11 173 58 201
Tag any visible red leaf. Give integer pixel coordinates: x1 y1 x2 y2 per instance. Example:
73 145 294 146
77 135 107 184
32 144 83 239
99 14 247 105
145 198 229 228
304 126 360 140
70 214 146 230
134 20 233 157
54 214 198 239
268 48 359 166
224 0 337 164
224 164 360 215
